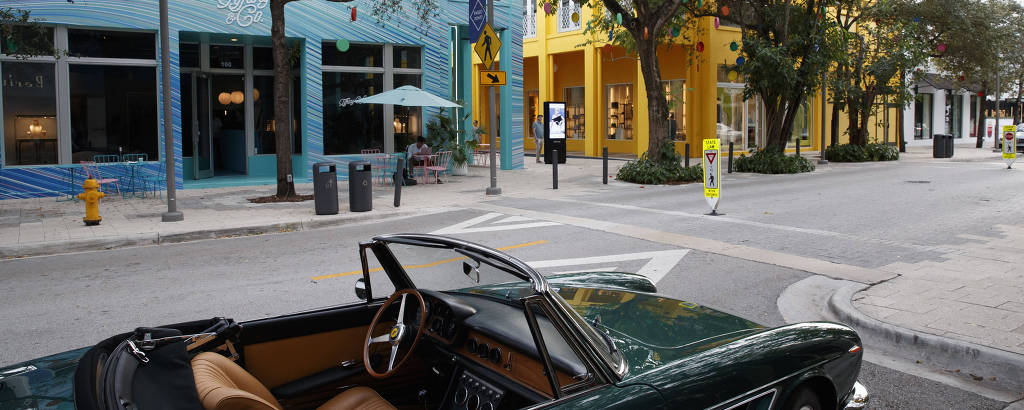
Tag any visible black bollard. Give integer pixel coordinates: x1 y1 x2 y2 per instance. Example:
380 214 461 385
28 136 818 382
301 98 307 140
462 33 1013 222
602 147 608 184
393 158 404 207
685 143 690 167
796 142 801 157
728 142 734 174
552 149 559 190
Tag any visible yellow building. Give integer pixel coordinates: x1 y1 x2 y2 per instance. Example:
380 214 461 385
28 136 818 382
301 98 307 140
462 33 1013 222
515 3 901 159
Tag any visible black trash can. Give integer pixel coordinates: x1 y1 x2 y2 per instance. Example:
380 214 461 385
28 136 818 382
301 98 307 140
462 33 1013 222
933 134 947 158
946 133 954 157
313 162 338 215
349 161 372 212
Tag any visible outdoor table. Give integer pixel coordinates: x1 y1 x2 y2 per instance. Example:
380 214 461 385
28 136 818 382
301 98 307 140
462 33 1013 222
412 154 437 184
123 161 145 198
57 167 81 202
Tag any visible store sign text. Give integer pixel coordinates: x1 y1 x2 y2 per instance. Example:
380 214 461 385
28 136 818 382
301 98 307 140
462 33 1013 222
217 0 268 28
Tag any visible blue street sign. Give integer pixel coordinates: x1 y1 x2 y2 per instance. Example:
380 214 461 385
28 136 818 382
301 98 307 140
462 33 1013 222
469 0 487 43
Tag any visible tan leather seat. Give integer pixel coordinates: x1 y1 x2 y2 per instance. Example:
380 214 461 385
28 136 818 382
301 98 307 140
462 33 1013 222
191 352 395 410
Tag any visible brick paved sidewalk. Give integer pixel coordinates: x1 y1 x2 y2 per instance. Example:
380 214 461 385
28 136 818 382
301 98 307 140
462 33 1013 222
853 224 1024 355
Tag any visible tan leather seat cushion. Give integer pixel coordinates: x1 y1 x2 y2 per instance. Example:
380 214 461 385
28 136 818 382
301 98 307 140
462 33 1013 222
191 352 395 410
192 352 283 410
318 386 396 410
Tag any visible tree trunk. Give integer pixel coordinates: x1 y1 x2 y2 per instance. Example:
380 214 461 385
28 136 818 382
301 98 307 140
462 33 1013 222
976 87 987 148
270 0 297 198
636 40 669 160
830 98 840 147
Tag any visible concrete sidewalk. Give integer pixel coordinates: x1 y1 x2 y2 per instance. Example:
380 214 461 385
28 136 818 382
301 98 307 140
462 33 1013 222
0 159 626 258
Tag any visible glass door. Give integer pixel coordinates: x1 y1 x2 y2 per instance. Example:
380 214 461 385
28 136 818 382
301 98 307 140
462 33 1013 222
193 73 213 179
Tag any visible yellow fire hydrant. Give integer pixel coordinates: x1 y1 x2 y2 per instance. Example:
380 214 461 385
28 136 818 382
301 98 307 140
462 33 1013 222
77 179 106 226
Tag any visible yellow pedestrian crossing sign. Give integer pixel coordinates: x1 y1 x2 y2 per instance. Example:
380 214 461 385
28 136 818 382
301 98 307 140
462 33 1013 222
1003 125 1016 168
702 138 720 212
474 23 501 68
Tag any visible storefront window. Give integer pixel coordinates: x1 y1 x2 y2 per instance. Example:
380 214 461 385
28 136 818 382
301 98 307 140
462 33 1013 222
69 65 158 161
394 74 422 150
393 46 421 69
949 93 963 138
323 72 383 154
915 93 932 139
253 76 302 154
789 101 811 147
252 46 299 70
321 42 382 67
663 80 685 141
564 87 584 139
1 26 54 56
69 29 155 59
3 62 58 165
210 45 243 69
180 43 200 68
717 87 744 146
606 84 632 140
970 95 978 138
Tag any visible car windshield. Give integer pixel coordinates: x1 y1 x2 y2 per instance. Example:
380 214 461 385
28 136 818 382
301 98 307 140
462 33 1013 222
383 240 532 299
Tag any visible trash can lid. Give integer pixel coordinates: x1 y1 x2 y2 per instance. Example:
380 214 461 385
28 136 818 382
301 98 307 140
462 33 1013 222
313 162 337 167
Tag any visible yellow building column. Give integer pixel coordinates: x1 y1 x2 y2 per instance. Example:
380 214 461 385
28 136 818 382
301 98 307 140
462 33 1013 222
584 46 599 156
635 59 650 156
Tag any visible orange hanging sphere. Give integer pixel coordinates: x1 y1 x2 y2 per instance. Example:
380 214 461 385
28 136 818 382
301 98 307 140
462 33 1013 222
721 5 730 16
644 27 649 40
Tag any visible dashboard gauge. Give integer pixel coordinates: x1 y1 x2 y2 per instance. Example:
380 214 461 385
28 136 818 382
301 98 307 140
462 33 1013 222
489 347 502 364
477 342 490 358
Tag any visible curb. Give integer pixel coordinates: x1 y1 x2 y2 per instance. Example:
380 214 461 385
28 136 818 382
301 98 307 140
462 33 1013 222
827 283 1024 394
0 207 435 259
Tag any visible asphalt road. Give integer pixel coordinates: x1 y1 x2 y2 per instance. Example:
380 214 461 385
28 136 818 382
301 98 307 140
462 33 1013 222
0 205 1008 408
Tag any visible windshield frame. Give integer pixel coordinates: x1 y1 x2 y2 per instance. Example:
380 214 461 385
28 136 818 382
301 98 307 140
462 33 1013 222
370 233 628 381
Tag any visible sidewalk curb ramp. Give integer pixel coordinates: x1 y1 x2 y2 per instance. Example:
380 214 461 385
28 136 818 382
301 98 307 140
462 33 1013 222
827 282 1024 395
0 208 433 259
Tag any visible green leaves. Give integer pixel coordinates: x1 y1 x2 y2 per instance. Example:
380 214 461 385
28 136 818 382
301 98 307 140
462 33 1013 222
734 149 816 174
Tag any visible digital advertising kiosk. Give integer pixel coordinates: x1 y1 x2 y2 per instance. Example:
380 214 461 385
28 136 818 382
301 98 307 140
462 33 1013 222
544 101 567 164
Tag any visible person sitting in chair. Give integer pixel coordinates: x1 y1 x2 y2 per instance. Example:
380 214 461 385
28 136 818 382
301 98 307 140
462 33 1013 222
405 136 432 182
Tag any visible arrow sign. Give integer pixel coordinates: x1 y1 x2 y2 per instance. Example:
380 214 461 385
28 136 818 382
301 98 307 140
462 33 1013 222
479 70 506 86
702 138 721 211
1003 125 1017 168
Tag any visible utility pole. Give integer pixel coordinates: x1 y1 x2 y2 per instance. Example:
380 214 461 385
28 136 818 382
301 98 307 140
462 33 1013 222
484 0 501 195
994 59 1002 152
160 0 183 222
819 71 828 164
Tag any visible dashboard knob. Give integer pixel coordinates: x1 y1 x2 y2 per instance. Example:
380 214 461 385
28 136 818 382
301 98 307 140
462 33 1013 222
466 338 478 353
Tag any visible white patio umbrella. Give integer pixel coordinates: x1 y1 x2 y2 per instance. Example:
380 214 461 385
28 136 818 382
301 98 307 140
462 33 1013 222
354 85 461 107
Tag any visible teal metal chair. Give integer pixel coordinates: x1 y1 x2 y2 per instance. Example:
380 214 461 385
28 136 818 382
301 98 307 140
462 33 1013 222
92 154 121 164
122 153 148 162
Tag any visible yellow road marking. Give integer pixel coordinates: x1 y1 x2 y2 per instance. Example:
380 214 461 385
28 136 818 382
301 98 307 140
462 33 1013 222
311 240 547 281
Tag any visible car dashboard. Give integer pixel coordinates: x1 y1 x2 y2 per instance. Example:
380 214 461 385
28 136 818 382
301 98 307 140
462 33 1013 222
417 289 589 409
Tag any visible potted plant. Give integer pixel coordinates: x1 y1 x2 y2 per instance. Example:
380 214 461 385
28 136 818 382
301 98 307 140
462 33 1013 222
426 108 478 176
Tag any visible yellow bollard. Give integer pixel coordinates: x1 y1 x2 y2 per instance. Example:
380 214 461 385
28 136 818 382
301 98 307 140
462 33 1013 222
77 178 106 226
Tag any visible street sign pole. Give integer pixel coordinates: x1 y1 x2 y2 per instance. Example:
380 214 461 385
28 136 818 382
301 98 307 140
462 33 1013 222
160 0 183 222
484 4 501 195
702 138 722 215
1002 125 1016 169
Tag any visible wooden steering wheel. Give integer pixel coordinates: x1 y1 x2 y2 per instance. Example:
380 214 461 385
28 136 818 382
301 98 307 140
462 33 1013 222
363 289 427 378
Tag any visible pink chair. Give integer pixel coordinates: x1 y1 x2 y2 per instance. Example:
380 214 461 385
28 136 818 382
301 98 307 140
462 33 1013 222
426 151 453 184
80 161 121 198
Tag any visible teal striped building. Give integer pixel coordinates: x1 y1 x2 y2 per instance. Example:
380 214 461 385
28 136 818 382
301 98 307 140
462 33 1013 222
0 0 523 199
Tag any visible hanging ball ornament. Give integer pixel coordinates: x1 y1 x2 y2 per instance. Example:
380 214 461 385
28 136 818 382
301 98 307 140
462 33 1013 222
608 30 614 42
544 2 553 14
714 17 720 28
912 17 921 23
671 26 681 37
697 0 702 8
351 7 357 21
336 39 350 52
721 5 730 16
644 27 649 40
696 41 705 52
736 56 745 65
937 43 947 53
959 75 966 82
616 13 622 25
603 43 613 54
978 91 984 97
572 12 579 23
728 71 738 82
729 41 739 51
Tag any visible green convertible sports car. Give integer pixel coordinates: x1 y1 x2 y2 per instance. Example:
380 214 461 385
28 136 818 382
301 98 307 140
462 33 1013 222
0 234 868 410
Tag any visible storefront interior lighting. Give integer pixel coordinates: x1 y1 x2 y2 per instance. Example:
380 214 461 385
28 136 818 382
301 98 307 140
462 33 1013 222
218 92 232 105
230 90 244 104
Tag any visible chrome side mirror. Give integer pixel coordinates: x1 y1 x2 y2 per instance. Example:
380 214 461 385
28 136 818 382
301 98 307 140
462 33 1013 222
463 260 480 283
355 278 368 301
